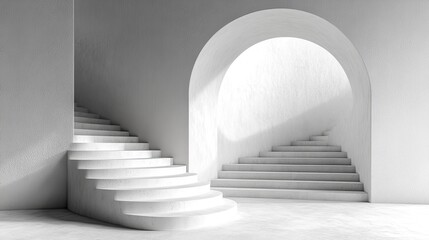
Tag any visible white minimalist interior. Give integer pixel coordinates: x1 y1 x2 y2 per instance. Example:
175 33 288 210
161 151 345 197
1 0 429 238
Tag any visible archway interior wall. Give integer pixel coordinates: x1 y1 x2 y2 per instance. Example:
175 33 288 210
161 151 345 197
189 9 371 198
217 37 354 174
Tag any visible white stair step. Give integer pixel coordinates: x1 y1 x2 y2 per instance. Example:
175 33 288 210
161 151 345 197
322 130 332 136
292 141 328 146
71 158 173 169
260 151 347 158
74 112 99 118
222 164 355 173
68 150 161 160
70 142 149 151
74 129 130 136
218 171 359 182
272 145 341 152
95 173 198 189
85 165 187 179
119 191 223 214
121 199 237 230
239 157 351 165
73 135 139 143
114 182 211 201
74 106 89 113
310 135 329 141
75 116 110 125
213 187 368 202
211 179 364 191
75 122 121 131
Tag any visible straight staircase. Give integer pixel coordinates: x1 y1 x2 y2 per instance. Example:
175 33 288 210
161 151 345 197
212 131 368 202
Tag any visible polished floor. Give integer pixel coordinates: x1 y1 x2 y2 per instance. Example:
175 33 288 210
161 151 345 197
1 198 429 240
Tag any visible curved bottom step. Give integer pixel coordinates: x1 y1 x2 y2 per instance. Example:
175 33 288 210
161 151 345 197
120 199 237 230
118 190 224 214
213 187 368 202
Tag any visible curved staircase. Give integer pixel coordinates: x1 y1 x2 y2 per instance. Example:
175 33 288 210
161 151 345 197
68 104 236 230
212 131 368 202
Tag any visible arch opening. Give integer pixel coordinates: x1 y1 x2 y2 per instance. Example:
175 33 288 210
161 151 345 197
217 37 353 168
188 9 371 198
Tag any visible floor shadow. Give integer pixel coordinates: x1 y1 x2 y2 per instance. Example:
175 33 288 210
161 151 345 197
0 209 124 230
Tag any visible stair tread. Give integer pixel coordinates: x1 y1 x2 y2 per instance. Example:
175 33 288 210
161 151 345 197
213 179 362 184
69 157 172 161
242 157 350 160
74 135 136 138
74 106 89 112
72 142 148 145
75 116 108 121
119 190 221 203
213 187 367 194
70 149 159 153
220 170 358 175
85 165 187 179
224 164 353 167
75 129 128 133
68 150 162 160
74 112 99 118
85 164 184 171
74 122 121 129
112 181 210 192
70 142 149 151
96 173 198 183
263 151 346 153
124 199 236 217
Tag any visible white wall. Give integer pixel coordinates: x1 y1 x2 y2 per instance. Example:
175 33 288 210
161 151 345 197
75 0 429 203
0 0 74 209
217 37 352 169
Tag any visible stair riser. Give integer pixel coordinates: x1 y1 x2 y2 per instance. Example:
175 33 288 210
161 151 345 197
120 200 237 230
292 141 328 146
239 158 351 165
68 150 161 160
310 136 329 141
74 129 130 136
222 164 356 173
74 112 99 118
70 143 149 151
85 166 187 179
75 122 121 131
119 193 223 214
211 180 363 191
260 152 347 158
214 188 368 202
73 135 139 143
322 131 331 136
75 117 110 125
96 175 199 189
114 184 211 201
272 146 341 152
218 171 360 182
74 158 173 169
74 106 89 113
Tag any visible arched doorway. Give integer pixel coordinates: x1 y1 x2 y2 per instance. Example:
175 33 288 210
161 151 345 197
188 9 371 196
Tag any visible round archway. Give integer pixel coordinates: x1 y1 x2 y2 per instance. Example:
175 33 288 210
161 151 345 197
189 9 371 193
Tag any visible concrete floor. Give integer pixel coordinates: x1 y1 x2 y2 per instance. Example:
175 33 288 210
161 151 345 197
1 198 429 240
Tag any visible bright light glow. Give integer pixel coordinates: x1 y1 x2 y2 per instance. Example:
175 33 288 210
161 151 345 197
218 37 352 141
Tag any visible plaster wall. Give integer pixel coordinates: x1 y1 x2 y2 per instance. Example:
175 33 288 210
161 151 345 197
0 0 74 209
217 37 352 175
75 0 429 203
